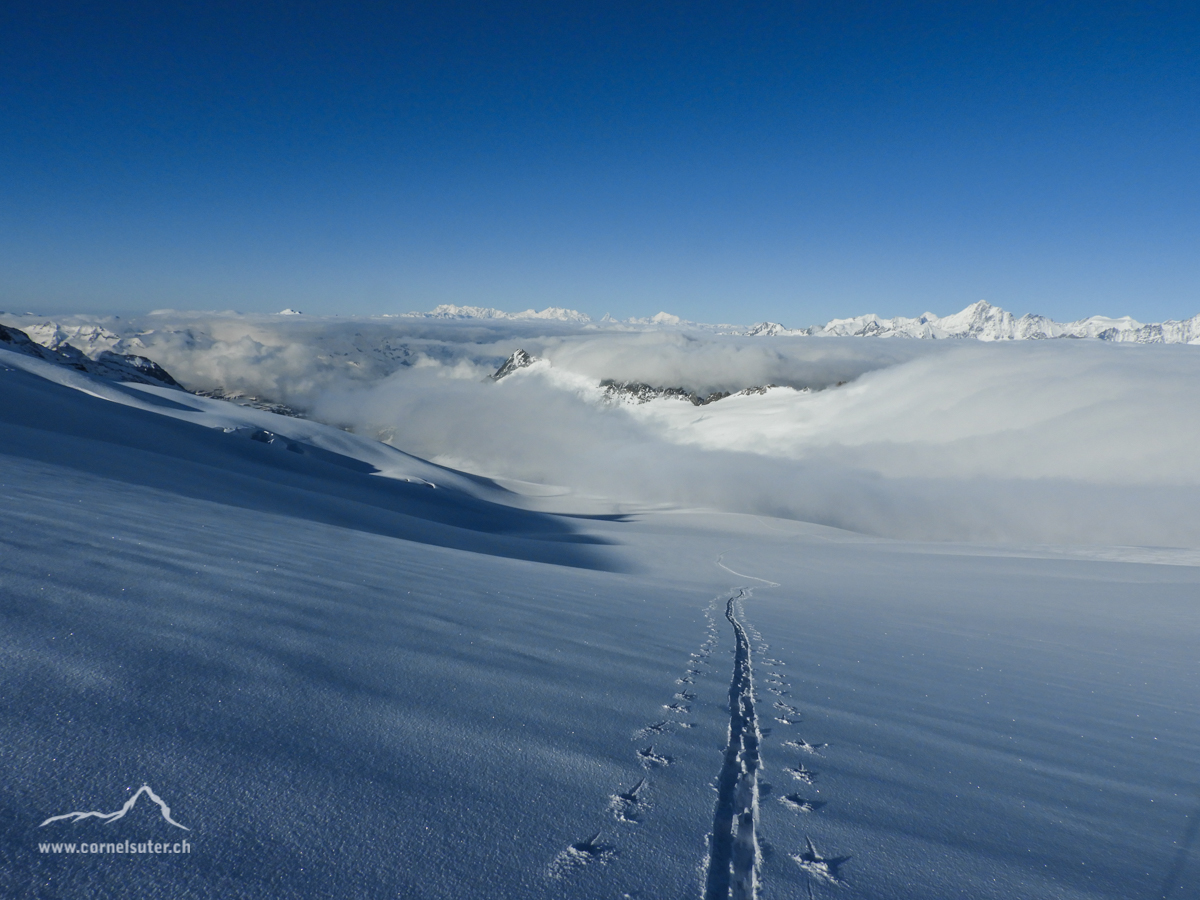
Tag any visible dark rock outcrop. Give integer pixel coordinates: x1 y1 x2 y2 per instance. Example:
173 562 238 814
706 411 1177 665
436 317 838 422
0 323 181 388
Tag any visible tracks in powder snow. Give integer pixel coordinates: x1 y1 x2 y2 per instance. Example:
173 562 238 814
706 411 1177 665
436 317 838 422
550 557 852 897
704 590 761 900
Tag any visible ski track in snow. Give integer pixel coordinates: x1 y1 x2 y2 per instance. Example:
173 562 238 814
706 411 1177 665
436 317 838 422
550 558 852 896
708 561 853 899
704 590 762 900
715 557 780 587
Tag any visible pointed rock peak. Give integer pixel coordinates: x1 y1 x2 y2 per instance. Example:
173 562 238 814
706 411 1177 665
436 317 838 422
491 349 540 380
746 322 787 336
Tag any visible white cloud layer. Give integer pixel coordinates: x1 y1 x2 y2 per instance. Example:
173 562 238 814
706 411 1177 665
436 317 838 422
6 311 1200 548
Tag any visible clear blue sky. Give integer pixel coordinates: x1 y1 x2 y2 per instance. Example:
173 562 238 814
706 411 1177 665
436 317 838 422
2 1 1197 325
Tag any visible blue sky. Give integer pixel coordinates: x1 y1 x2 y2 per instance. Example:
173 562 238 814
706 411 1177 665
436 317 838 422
2 1 1197 325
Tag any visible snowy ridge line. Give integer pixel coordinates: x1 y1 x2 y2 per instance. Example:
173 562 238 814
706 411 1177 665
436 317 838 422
705 590 762 900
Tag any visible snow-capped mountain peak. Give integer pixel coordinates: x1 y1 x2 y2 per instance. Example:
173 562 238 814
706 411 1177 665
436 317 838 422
491 349 540 380
412 304 591 323
741 301 1200 343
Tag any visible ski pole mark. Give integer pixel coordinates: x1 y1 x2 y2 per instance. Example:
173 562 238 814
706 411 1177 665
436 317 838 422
551 596 726 884
547 832 618 877
785 765 817 784
704 591 762 900
780 795 825 813
637 745 672 767
793 836 850 885
610 779 648 823
783 739 826 755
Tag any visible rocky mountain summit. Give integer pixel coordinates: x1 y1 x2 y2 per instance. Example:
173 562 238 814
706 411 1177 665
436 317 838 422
491 349 540 379
490 347 796 404
0 323 181 387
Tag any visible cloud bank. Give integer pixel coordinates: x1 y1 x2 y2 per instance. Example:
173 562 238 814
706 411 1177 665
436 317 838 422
5 311 1200 548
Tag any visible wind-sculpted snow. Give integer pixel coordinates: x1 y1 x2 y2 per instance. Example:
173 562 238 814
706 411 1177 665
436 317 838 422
4 308 1200 548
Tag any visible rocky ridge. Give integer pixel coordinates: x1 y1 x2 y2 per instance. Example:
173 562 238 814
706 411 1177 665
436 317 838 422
490 349 793 404
0 323 182 388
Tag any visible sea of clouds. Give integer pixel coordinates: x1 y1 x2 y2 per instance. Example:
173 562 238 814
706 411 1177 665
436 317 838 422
6 309 1200 549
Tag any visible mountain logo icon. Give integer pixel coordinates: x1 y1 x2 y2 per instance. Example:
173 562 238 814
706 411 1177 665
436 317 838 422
40 785 191 831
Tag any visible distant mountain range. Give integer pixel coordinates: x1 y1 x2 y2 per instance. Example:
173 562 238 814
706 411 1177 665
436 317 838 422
6 300 1199 346
742 300 1200 343
403 300 1200 343
407 304 592 323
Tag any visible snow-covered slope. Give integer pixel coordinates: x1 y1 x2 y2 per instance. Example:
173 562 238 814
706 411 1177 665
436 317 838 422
743 300 1200 343
1 345 1197 899
0 347 608 566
